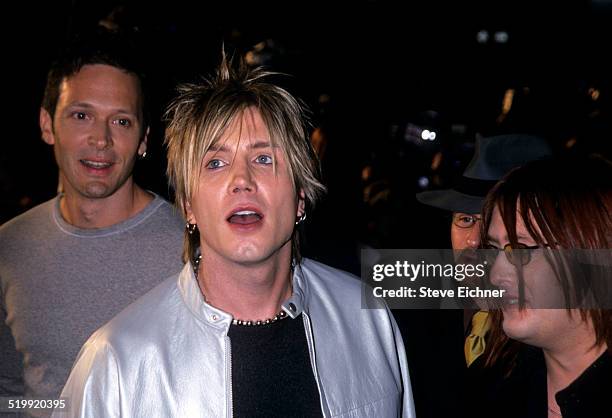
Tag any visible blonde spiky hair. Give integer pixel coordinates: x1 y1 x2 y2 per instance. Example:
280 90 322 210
165 52 326 263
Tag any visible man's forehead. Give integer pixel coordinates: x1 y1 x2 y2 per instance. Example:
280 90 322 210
487 206 535 241
57 65 142 112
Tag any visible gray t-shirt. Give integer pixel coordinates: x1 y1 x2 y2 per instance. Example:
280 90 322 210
0 193 184 416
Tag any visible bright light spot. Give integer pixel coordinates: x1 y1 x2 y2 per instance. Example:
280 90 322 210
502 89 515 114
361 165 373 182
254 41 266 52
418 176 430 189
494 31 509 43
245 51 258 65
476 30 489 44
588 88 600 101
421 129 437 141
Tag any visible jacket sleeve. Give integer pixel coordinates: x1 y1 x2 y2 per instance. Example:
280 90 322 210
51 336 121 418
389 308 416 418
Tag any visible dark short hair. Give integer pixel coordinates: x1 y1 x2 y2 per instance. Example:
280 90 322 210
41 28 149 128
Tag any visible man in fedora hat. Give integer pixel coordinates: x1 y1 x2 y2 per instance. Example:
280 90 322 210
417 133 553 366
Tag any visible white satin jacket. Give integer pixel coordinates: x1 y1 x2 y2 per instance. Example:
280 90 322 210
54 259 415 418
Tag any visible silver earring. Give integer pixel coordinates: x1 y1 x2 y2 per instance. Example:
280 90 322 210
139 151 147 159
186 222 198 235
295 212 307 225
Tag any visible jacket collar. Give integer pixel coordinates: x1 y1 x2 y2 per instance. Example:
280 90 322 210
176 261 307 330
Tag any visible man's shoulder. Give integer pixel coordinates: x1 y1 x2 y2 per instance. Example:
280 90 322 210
89 274 181 348
0 199 55 242
139 194 184 228
299 258 362 294
298 258 393 319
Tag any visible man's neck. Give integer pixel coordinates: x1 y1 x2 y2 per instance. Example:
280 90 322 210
198 247 294 322
543 326 606 394
60 181 153 229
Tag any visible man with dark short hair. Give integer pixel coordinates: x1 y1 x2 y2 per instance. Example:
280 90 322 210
0 30 184 416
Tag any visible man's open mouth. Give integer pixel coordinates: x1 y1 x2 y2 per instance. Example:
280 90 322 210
227 210 263 225
80 159 113 169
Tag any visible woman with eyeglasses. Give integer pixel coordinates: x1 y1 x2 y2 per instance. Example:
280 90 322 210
475 155 611 418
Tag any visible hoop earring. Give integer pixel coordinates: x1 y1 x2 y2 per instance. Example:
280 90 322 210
186 222 198 235
295 212 307 225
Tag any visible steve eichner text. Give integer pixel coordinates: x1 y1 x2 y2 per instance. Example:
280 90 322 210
371 260 486 282
372 286 506 299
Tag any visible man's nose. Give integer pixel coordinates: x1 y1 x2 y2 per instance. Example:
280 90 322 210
465 225 480 248
228 159 256 194
488 252 516 289
88 121 113 150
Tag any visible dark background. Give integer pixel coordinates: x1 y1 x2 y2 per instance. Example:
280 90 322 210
1 2 611 417
2 1 611 280
3 1 611 259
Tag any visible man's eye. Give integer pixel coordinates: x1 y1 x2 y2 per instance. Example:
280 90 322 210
114 118 132 127
72 112 88 120
453 213 482 228
459 216 476 226
455 216 476 227
206 159 226 169
255 155 273 164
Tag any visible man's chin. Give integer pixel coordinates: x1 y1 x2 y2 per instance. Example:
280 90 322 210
502 311 535 337
453 248 479 264
82 183 114 198
228 243 293 267
224 244 267 265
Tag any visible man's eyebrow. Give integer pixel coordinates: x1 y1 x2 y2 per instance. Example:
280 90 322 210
65 102 137 116
66 102 94 109
207 143 229 153
250 141 277 149
207 141 277 153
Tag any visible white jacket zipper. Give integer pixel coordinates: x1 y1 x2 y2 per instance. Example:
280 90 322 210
225 336 233 418
302 312 328 418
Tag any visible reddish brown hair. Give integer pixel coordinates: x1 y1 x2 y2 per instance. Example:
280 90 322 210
481 155 612 370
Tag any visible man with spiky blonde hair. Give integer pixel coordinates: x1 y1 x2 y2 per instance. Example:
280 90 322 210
165 57 325 266
55 56 414 418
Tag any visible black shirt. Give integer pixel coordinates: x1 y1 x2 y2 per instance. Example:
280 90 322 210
472 347 612 418
228 313 323 418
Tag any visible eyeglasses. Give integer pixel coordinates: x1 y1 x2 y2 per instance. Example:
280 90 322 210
482 243 541 266
452 213 482 229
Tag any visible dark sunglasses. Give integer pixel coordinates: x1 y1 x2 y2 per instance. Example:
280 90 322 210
482 243 541 266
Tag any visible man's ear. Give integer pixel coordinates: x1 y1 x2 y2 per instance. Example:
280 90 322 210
185 200 195 224
296 189 306 218
40 108 55 145
138 126 150 157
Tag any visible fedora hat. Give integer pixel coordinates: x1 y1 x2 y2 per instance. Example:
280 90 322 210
416 134 553 213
